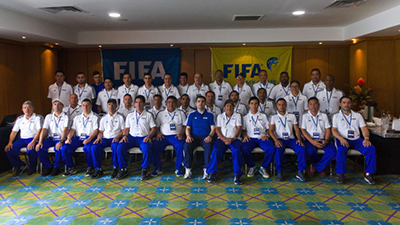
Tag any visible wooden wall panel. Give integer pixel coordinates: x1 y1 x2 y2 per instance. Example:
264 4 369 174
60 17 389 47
349 41 368 87
0 43 9 119
328 47 349 94
305 48 329 84
194 49 212 85
65 51 88 86
87 50 102 84
23 46 43 115
6 44 25 115
292 48 306 86
395 39 400 116
180 49 195 79
40 47 58 114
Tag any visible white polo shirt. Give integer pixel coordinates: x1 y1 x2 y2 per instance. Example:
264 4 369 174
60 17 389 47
158 84 181 107
179 106 195 116
73 83 96 105
316 88 343 115
156 109 187 136
302 80 326 99
269 83 290 101
205 104 222 123
177 84 189 95
217 112 242 139
252 81 275 99
242 111 269 139
12 113 43 139
233 83 253 106
117 105 134 117
96 88 119 113
117 84 139 109
47 82 73 107
270 112 297 140
99 113 125 139
43 112 69 138
284 93 308 124
209 81 233 109
301 111 331 140
187 83 210 108
259 101 276 117
71 112 99 138
234 103 248 116
148 106 165 119
63 105 82 128
137 85 160 110
125 109 156 137
333 110 366 141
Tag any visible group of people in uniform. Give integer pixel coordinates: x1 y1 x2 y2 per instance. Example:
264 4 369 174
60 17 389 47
4 68 377 185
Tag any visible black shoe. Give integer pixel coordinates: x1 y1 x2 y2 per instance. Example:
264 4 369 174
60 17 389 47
116 168 128 180
50 167 60 176
91 169 104 179
296 171 307 182
276 173 284 182
111 168 119 179
63 167 77 177
85 167 94 177
337 174 345 184
364 173 376 185
14 165 27 176
26 169 36 176
141 169 149 181
41 167 53 176
234 175 242 185
208 173 216 183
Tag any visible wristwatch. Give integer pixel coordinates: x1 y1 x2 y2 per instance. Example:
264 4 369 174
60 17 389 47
59 140 65 144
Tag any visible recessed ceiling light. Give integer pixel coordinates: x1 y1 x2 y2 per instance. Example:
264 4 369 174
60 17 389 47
55 43 59 45
319 42 323 45
22 36 26 39
170 44 174 47
99 45 102 48
109 13 121 18
292 11 305 16
243 43 246 46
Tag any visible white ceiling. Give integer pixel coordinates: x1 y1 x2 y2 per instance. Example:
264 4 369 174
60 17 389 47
0 0 400 46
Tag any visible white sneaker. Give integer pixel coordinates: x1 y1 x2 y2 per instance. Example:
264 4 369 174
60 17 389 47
247 167 257 177
184 168 192 179
203 168 209 180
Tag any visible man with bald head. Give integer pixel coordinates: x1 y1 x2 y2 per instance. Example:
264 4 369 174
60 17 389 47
187 73 210 108
252 70 275 100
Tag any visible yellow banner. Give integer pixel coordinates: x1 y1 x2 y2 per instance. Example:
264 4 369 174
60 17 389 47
211 47 292 86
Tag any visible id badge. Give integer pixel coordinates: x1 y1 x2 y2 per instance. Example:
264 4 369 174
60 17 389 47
254 128 260 135
312 132 320 139
348 130 355 139
170 123 176 131
79 133 88 141
282 132 289 140
218 95 223 101
145 102 150 109
53 133 61 141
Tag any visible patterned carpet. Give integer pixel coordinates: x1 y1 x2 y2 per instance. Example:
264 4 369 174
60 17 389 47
0 159 399 225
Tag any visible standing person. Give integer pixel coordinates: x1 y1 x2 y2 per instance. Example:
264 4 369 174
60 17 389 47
117 95 157 181
61 99 99 177
257 88 276 117
241 97 275 179
159 73 180 107
332 96 377 185
187 73 209 108
303 68 326 99
316 74 343 118
96 78 119 114
117 94 134 117
179 94 195 116
205 91 222 124
73 72 96 105
183 96 215 179
269 72 290 101
301 97 336 178
148 94 165 119
137 74 160 110
284 80 308 125
252 70 275 100
91 71 105 113
207 100 243 185
177 72 190 95
117 73 139 109
269 98 307 182
63 94 82 128
209 70 232 109
35 99 69 176
153 96 187 177
233 73 254 107
229 91 248 116
48 70 73 107
5 101 43 176
91 99 125 179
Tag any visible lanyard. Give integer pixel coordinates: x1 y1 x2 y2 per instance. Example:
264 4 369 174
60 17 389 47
135 112 142 126
311 115 319 129
260 82 268 90
164 87 172 97
251 115 259 127
125 86 131 94
168 111 176 121
106 90 113 99
282 84 289 95
58 86 62 97
225 114 232 126
77 85 85 98
279 116 287 128
259 103 266 112
312 83 320 95
235 103 240 113
326 90 333 105
341 111 352 127
54 115 62 129
69 107 78 116
236 85 242 95
82 116 89 129
144 88 151 99
218 84 222 94
292 96 299 109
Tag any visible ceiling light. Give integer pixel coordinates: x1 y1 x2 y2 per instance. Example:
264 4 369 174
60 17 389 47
22 36 26 39
99 45 102 48
292 11 305 16
170 44 174 47
319 42 322 45
109 13 121 18
55 43 59 45
352 39 357 44
243 43 246 46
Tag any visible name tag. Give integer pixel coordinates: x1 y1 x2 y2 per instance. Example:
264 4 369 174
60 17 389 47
53 133 61 141
282 132 289 140
348 130 355 139
79 133 88 141
170 123 176 131
145 102 150 109
217 95 223 101
312 132 320 139
254 128 260 135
